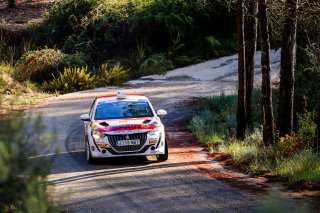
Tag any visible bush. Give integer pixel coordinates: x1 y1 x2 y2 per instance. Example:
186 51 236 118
0 113 57 212
275 151 320 182
95 63 128 86
190 92 320 182
188 94 237 138
219 140 259 163
295 43 320 114
13 49 87 83
274 112 317 157
42 67 95 94
139 54 173 76
127 43 148 78
37 0 236 65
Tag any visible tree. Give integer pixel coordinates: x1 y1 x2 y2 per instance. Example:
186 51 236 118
8 0 15 8
0 113 57 212
259 0 275 145
245 0 258 129
236 0 247 140
278 0 299 137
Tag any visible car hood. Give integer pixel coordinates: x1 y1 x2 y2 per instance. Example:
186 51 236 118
91 117 159 133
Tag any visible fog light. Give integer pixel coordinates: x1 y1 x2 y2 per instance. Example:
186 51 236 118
149 139 158 145
97 143 107 148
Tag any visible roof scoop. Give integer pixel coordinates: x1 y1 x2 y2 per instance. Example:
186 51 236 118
142 119 152 124
117 92 126 99
99 122 109 127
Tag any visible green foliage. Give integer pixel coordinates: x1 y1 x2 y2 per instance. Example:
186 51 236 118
275 151 320 182
194 130 224 152
274 112 317 157
173 55 195 67
13 49 87 83
190 92 320 182
219 140 259 163
0 34 7 62
257 191 308 213
297 112 317 148
42 0 100 43
38 0 236 66
0 34 17 65
0 113 57 212
295 43 320 114
127 43 147 78
42 67 94 94
139 53 173 76
0 63 14 74
219 129 263 164
205 36 221 58
0 63 14 93
275 134 303 157
95 63 128 86
188 94 237 138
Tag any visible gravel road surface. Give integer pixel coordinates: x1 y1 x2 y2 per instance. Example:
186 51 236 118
29 50 281 212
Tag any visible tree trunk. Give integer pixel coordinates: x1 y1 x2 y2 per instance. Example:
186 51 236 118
8 0 15 8
278 0 298 137
245 0 258 129
316 99 320 153
259 0 275 145
236 0 247 140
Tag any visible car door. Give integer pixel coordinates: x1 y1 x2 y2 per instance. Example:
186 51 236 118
85 98 97 138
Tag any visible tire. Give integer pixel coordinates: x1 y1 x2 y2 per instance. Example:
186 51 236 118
85 139 95 164
157 140 168 162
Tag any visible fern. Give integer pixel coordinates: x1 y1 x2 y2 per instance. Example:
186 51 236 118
42 67 94 94
139 53 173 76
95 63 128 86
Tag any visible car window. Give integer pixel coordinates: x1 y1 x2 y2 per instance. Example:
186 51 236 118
94 100 154 120
89 98 96 119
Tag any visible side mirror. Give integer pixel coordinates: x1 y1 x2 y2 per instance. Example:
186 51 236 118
80 114 90 121
156 109 167 117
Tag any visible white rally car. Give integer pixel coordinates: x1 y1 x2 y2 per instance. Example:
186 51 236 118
80 93 168 163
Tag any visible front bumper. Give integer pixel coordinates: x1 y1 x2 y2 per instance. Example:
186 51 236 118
88 130 166 158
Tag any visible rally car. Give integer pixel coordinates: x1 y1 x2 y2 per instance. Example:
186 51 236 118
80 93 168 163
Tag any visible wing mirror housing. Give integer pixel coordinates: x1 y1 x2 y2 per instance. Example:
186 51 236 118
80 113 90 121
156 109 167 117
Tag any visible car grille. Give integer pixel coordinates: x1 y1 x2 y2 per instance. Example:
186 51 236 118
107 133 148 152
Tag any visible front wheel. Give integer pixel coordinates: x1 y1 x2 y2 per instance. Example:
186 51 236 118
157 140 168 162
85 140 95 164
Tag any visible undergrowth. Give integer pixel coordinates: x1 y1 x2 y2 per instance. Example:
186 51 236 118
42 67 95 94
95 63 128 86
190 91 320 183
36 0 236 74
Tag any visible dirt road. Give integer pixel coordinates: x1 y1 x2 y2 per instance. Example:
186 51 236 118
29 50 280 212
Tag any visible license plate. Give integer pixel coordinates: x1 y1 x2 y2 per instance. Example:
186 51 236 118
117 139 140 146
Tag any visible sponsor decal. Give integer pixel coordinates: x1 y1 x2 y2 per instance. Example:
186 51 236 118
92 117 158 133
112 124 142 131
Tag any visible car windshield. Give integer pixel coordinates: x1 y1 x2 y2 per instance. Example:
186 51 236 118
94 100 154 120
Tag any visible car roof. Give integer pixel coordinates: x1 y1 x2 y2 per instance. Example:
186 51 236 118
96 94 148 103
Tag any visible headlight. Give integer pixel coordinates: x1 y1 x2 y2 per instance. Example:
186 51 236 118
148 126 161 135
92 130 105 139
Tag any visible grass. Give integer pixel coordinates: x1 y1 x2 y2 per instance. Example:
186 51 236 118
275 151 320 182
0 62 52 115
219 140 259 163
190 92 320 183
